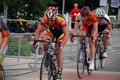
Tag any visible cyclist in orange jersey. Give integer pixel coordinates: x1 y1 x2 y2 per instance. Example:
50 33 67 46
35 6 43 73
71 6 98 70
34 6 69 80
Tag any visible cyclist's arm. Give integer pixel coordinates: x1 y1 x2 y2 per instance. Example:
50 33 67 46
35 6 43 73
93 22 98 40
107 23 112 35
72 13 82 35
0 36 8 55
35 22 44 40
72 21 79 35
104 14 112 35
61 25 69 48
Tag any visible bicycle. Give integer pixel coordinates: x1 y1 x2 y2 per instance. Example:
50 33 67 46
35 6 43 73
0 64 5 80
34 39 61 80
94 32 108 70
71 34 93 79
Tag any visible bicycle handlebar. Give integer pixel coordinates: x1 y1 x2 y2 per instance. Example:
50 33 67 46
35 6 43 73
98 32 108 35
71 34 93 40
33 39 61 48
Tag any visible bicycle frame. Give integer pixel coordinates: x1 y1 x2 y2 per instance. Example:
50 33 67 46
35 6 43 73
34 39 60 80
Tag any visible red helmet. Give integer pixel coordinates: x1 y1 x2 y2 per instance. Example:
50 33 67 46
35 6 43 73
80 6 90 17
45 6 57 19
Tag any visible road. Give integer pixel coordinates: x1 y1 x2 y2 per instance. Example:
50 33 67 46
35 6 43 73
4 29 120 80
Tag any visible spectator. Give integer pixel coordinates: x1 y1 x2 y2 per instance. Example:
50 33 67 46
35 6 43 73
69 3 80 29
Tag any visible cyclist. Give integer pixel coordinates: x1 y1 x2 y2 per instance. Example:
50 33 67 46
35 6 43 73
0 16 9 79
71 6 98 70
34 6 69 80
95 8 112 58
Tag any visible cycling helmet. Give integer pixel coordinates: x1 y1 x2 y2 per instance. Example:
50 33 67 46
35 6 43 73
80 6 90 17
45 6 58 19
95 8 106 17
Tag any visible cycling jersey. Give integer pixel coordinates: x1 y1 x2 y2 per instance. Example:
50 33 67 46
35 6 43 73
77 11 98 35
39 15 68 41
98 14 111 32
98 14 111 26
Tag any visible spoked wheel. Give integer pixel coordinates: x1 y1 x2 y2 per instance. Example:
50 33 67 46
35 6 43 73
94 47 100 70
51 64 56 80
100 48 106 68
86 63 92 75
0 65 5 80
40 54 52 80
77 49 85 79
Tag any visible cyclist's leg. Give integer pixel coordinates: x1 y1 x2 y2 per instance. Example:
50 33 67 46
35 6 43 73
103 27 109 57
88 25 96 70
103 28 109 48
79 26 87 42
55 34 64 79
40 30 54 70
40 30 54 51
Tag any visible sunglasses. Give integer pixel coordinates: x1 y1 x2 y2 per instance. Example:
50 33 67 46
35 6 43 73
48 19 55 22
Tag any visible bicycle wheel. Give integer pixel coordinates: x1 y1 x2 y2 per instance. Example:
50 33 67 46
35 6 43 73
0 65 5 80
86 55 92 75
77 48 85 79
40 53 52 80
94 46 100 70
99 48 105 68
51 64 56 80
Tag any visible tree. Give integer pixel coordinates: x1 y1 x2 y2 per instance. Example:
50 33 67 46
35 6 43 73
0 0 56 20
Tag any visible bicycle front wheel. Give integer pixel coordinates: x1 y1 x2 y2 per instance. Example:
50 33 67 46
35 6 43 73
77 48 85 79
40 54 52 80
100 48 106 68
94 46 100 70
0 65 5 80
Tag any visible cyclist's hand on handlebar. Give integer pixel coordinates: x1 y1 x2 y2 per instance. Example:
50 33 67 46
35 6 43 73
33 40 38 49
70 35 75 43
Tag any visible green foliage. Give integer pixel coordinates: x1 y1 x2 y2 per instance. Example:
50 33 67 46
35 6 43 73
7 35 33 56
0 0 100 19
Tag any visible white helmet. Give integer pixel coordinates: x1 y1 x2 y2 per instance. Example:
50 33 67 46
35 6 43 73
95 8 106 17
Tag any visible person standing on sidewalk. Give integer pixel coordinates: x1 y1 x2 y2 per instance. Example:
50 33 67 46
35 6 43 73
70 3 80 29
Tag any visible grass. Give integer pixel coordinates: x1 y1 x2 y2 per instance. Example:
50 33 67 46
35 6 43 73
6 35 33 56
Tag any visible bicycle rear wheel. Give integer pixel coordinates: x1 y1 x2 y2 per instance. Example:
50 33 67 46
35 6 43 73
0 65 5 80
77 48 85 79
40 53 52 80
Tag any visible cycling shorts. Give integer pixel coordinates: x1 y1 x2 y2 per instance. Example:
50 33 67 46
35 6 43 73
42 27 64 43
80 24 94 35
98 25 108 32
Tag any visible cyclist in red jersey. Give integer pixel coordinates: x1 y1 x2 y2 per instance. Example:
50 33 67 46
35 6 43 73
71 6 98 70
70 3 80 29
34 6 69 80
95 8 112 58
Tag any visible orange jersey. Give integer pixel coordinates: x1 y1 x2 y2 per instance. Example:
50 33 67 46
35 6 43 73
40 16 68 29
82 11 98 27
